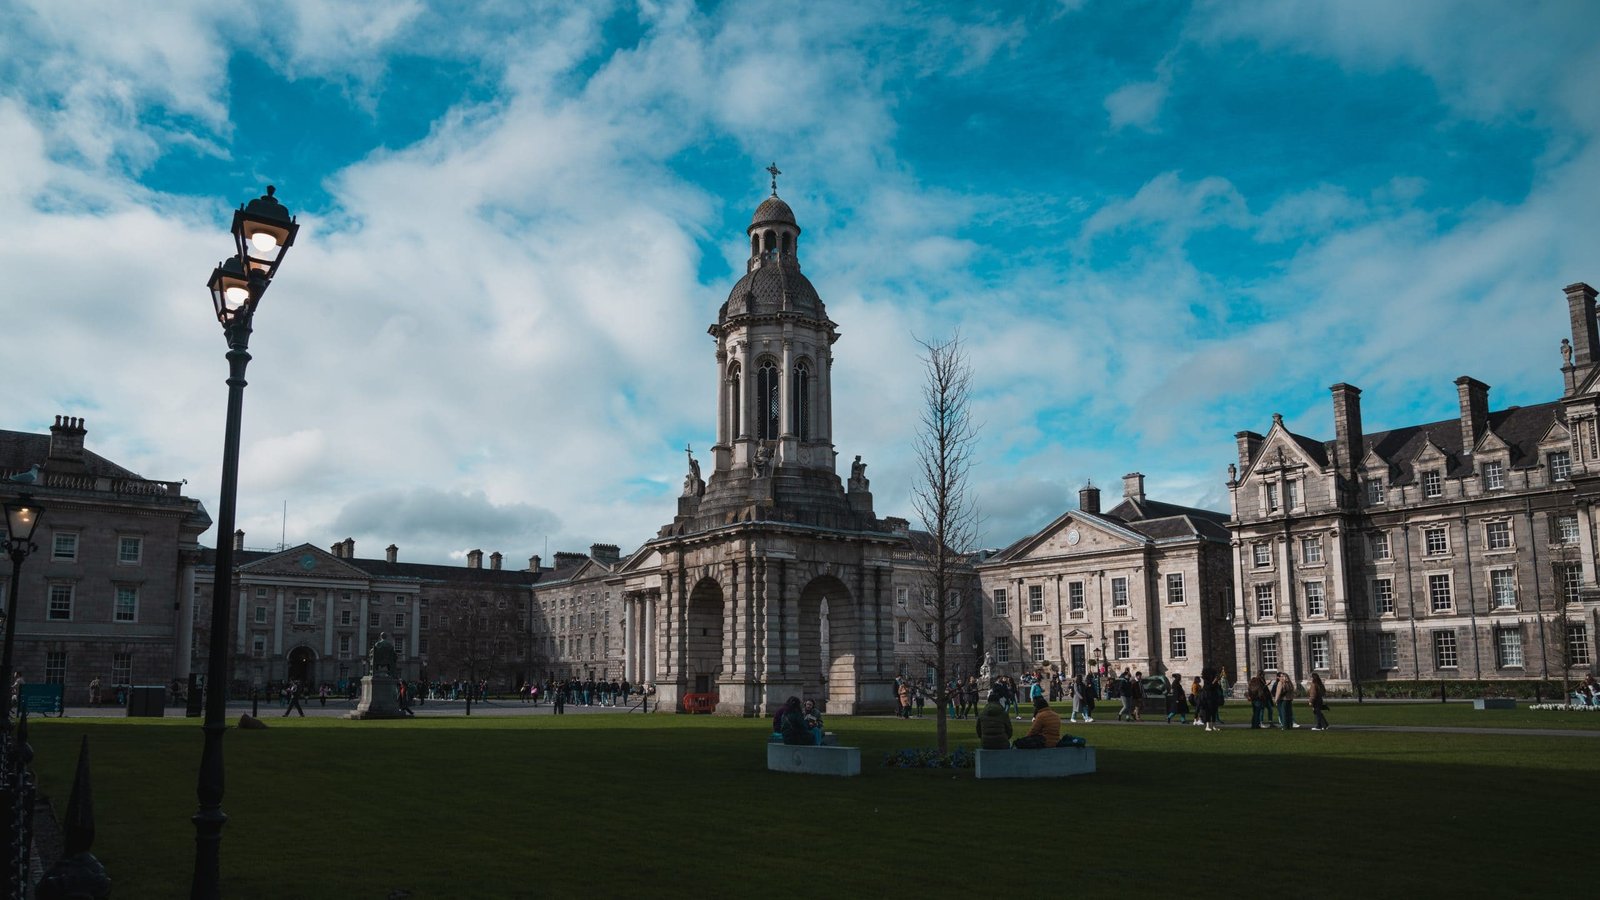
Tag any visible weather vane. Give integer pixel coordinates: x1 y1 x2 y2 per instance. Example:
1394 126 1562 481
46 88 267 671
766 162 781 196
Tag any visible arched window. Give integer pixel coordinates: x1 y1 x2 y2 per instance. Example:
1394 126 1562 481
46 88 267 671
791 360 811 440
728 362 742 438
780 232 792 257
750 235 759 258
763 230 776 255
757 360 780 440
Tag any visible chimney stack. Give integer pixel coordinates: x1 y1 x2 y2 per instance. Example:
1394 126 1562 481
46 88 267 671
1235 431 1263 471
528 555 542 571
342 537 355 559
233 529 245 552
47 416 87 468
490 551 503 570
1454 377 1490 454
386 544 398 563
1330 383 1364 477
1078 481 1100 514
330 542 342 558
590 543 620 564
1122 472 1145 503
467 549 483 569
1566 282 1599 369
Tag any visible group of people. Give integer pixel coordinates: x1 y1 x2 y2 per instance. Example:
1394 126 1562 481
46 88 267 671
976 689 1085 749
1241 671 1330 730
1569 674 1600 706
523 677 635 709
774 696 827 745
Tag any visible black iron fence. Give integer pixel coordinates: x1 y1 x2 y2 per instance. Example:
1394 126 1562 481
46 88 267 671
1 711 110 899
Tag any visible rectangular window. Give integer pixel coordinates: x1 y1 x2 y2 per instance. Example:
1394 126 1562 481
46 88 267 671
254 605 267 624
1567 624 1592 666
1030 634 1045 662
1253 543 1271 568
338 635 352 658
1485 521 1511 551
897 621 907 643
1286 480 1301 510
1169 628 1188 659
1496 629 1524 668
1113 629 1130 660
991 588 1007 617
1309 634 1330 670
45 651 66 685
1259 635 1279 671
1422 470 1442 498
114 586 137 623
398 638 409 658
588 636 596 658
117 536 142 564
1028 585 1043 614
1373 578 1394 615
1111 577 1128 608
1304 581 1325 617
1068 582 1084 612
1490 569 1517 608
256 587 269 599
1484 461 1505 490
1549 450 1572 482
896 586 907 608
251 636 265 658
1254 583 1275 620
111 652 132 686
395 612 406 629
922 589 932 609
339 610 353 626
1166 572 1185 605
295 597 312 624
1433 630 1459 669
52 532 78 561
994 637 1010 664
48 584 72 620
1424 526 1448 556
1369 531 1391 560
1428 574 1453 612
1378 633 1398 669
1558 563 1583 604
1266 483 1280 511
1554 515 1580 544
1366 477 1385 505
1301 536 1323 565
419 638 428 655
420 614 430 629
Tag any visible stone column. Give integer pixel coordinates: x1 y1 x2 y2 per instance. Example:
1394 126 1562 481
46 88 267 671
715 349 728 447
623 598 635 683
645 593 658 683
323 588 335 657
779 339 794 461
358 592 370 664
409 594 421 666
273 588 285 657
235 583 248 653
176 553 196 678
1578 500 1598 586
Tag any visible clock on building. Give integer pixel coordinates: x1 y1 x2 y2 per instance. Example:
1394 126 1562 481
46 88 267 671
1066 528 1081 546
299 553 316 571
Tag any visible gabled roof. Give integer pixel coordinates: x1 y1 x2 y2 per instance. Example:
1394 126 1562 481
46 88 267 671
1104 497 1232 543
1357 400 1563 484
199 545 543 588
0 429 141 479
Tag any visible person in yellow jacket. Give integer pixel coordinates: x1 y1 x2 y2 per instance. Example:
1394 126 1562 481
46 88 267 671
1014 695 1061 748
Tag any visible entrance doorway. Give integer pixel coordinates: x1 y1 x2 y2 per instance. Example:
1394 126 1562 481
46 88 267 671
287 647 315 685
1071 645 1086 677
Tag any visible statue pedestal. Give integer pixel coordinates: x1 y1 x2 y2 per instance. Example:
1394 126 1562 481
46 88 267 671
345 674 405 719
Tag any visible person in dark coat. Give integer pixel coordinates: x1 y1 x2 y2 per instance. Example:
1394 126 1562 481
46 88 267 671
1166 674 1189 724
975 688 1013 750
779 696 811 745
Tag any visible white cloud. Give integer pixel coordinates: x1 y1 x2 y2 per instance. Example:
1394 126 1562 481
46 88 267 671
1104 78 1168 131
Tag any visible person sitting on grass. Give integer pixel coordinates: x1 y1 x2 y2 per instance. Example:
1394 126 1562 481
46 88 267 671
1013 696 1061 749
780 696 812 745
803 699 825 745
976 688 1013 749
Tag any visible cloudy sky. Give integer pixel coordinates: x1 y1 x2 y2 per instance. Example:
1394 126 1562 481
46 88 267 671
4 0 1598 565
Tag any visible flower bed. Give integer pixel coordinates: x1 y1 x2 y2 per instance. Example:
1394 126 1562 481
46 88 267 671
1526 703 1600 711
881 747 975 769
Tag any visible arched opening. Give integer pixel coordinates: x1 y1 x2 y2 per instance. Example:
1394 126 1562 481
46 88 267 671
684 578 725 704
799 575 857 714
762 230 775 254
728 361 742 438
750 234 759 258
287 646 316 686
791 359 811 440
781 232 792 257
756 360 780 440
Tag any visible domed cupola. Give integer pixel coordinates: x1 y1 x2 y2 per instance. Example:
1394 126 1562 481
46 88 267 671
745 163 802 273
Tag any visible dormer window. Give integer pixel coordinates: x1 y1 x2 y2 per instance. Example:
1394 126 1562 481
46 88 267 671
1285 479 1301 510
1483 460 1505 490
1366 477 1385 505
1422 470 1442 498
1549 451 1572 482
1266 483 1280 511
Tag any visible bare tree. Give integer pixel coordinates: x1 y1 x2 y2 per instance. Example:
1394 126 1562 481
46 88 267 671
909 333 981 755
426 584 523 714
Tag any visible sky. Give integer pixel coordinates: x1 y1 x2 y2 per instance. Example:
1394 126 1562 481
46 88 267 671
3 0 1598 565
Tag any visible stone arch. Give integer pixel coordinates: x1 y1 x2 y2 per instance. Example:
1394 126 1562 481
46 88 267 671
683 577 725 703
286 645 317 686
798 574 858 714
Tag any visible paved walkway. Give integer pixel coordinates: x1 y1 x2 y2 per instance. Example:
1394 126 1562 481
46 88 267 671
1051 717 1600 738
41 699 653 720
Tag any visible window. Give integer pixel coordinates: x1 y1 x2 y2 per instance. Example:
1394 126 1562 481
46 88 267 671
1378 633 1398 669
1366 477 1385 505
48 584 73 620
111 652 132 686
1169 628 1188 659
1304 582 1325 617
1259 635 1279 671
1373 578 1394 615
1266 483 1280 511
1490 569 1516 608
254 605 267 624
1068 581 1084 612
1253 543 1271 567
1567 624 1592 665
991 588 1008 617
588 636 596 658
1028 585 1043 615
339 610 353 626
896 587 908 608
1484 461 1505 490
114 586 137 623
339 635 352 658
1485 521 1511 551
1496 629 1524 668
52 532 78 561
399 638 410 658
1309 634 1330 670
790 360 811 440
45 651 66 685
1554 515 1580 544
251 636 266 658
1433 630 1459 669
256 586 269 599
1428 574 1453 612
1369 532 1391 560
295 597 312 624
420 614 430 629
1424 526 1448 556
897 621 907 643
1300 537 1323 565
1286 480 1301 510
994 637 1010 664
1254 583 1275 620
419 638 428 655
1113 630 1130 660
1558 563 1583 604
1030 634 1046 662
921 590 933 609
1422 470 1442 498
1549 450 1572 482
1166 573 1185 605
117 536 142 564
757 360 780 440
1111 577 1128 608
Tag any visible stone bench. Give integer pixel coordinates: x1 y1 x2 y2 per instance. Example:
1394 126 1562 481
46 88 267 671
975 746 1096 780
768 731 839 746
1472 698 1517 710
767 743 861 776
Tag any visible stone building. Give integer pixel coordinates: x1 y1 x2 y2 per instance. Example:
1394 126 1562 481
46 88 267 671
976 474 1234 682
1228 282 1600 687
0 416 210 703
527 545 627 680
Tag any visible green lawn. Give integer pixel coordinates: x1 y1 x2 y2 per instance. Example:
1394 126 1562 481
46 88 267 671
24 711 1593 899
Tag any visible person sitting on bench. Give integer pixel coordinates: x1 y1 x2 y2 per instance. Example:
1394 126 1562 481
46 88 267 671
803 699 825 745
779 696 812 745
976 688 1013 749
1013 696 1060 749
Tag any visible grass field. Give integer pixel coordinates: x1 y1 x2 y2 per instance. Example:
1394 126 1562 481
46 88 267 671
24 706 1595 899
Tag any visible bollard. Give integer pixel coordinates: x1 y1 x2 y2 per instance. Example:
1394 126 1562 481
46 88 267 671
251 689 258 719
1439 679 1447 703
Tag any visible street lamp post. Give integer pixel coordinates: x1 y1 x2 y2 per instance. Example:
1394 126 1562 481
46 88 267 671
2 494 44 726
191 186 297 900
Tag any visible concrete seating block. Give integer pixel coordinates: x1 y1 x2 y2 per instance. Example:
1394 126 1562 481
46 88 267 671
975 746 1096 779
767 743 861 776
1472 698 1517 710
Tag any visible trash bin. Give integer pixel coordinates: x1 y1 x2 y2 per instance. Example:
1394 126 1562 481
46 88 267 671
126 685 167 717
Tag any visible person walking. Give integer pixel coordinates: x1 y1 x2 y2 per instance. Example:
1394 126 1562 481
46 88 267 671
1165 674 1188 724
1308 672 1330 731
1273 672 1297 729
282 680 306 717
88 676 102 706
896 678 911 719
553 684 566 715
1115 670 1133 721
1198 668 1224 732
1247 673 1271 729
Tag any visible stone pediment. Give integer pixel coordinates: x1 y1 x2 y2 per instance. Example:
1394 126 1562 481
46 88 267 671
240 544 369 580
1474 429 1510 455
616 547 660 574
1537 420 1570 447
1006 512 1145 562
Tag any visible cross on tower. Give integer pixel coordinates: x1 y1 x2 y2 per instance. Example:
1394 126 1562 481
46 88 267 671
766 162 781 196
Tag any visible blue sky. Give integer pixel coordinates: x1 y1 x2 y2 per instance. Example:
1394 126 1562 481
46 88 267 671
3 0 1598 564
